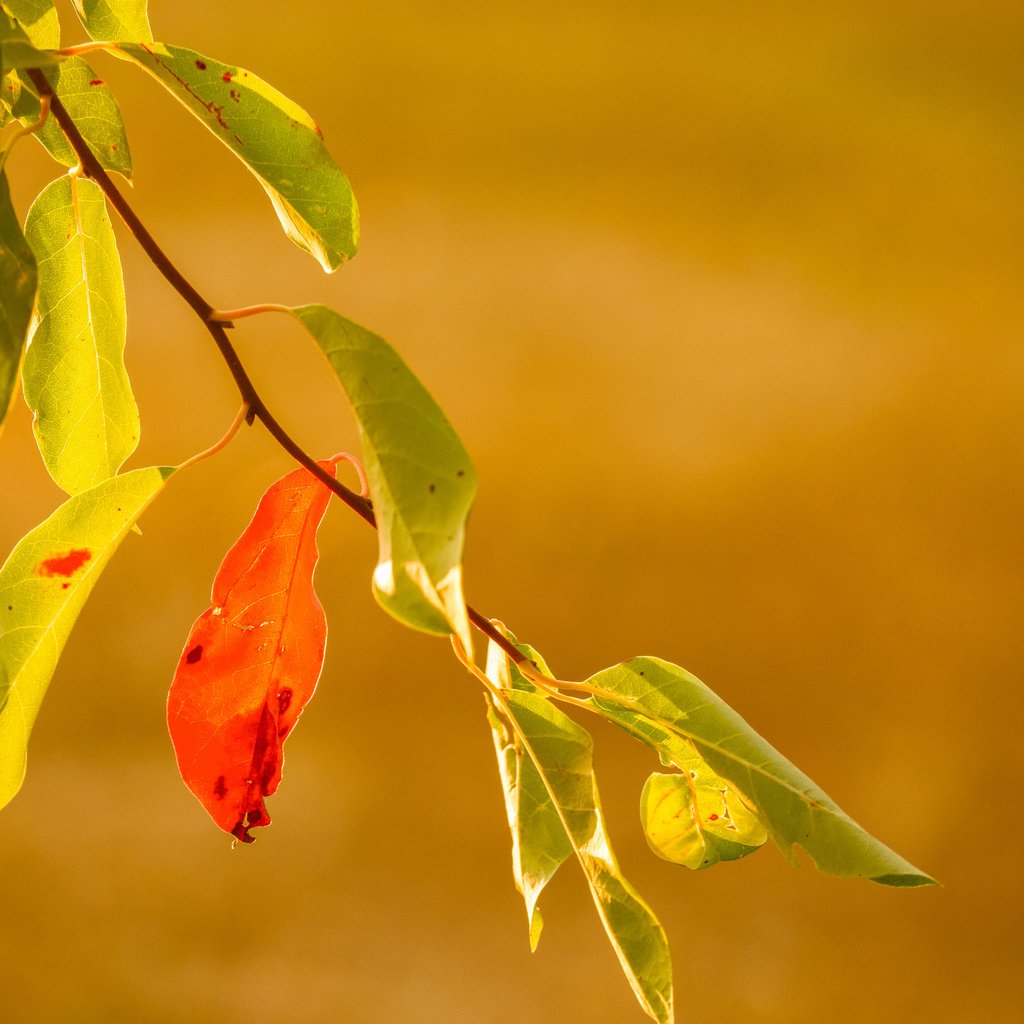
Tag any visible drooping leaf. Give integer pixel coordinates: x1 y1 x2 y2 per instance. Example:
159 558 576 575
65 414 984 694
72 0 151 43
484 635 571 950
0 465 173 810
167 458 339 843
1 0 59 49
292 305 475 653
15 58 133 179
116 42 357 271
0 7 61 69
491 679 674 1024
0 169 36 431
641 763 767 870
22 174 139 494
584 657 935 886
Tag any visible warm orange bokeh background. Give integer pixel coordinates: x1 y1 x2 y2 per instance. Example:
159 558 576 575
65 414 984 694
2 2 1021 1021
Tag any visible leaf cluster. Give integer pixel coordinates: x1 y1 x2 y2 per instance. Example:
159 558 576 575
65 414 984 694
0 3 934 1021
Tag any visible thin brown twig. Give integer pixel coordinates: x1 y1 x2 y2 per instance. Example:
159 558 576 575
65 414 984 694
24 66 526 667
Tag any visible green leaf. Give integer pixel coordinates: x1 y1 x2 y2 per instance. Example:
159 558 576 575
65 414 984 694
641 765 767 870
0 465 174 811
117 42 357 271
570 686 767 870
484 636 572 950
22 175 139 494
72 0 151 43
0 169 36 431
292 305 475 652
0 7 60 69
493 682 674 1024
585 657 936 886
1 0 60 49
16 58 133 179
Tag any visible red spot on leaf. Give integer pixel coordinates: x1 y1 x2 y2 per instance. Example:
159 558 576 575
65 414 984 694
195 60 207 70
708 813 720 821
88 78 104 86
222 71 232 82
36 548 92 578
167 459 340 843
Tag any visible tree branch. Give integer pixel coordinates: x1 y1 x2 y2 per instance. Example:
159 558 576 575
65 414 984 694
25 66 526 666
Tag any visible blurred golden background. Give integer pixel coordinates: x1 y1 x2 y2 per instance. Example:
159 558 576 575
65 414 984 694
2 1 1021 1020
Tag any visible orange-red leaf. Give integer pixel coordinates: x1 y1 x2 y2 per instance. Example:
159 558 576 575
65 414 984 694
168 458 339 843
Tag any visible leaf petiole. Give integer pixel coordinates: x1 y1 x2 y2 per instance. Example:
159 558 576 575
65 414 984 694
175 403 250 472
0 95 50 174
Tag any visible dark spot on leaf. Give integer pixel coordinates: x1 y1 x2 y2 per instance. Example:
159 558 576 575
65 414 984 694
36 548 91 578
246 808 262 825
6 606 12 611
186 644 204 664
88 78 104 86
428 483 436 494
259 755 277 792
456 469 465 477
229 88 240 102
276 688 293 715
222 71 232 82
231 819 256 843
213 775 228 800
195 60 206 70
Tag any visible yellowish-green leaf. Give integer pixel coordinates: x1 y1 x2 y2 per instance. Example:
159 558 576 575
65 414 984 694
1 6 60 69
0 465 174 810
495 684 674 1024
586 657 935 887
484 634 571 950
292 305 475 652
1 0 59 48
117 41 357 270
571 683 767 870
641 764 767 870
23 175 139 494
72 0 150 43
0 169 36 431
15 58 133 179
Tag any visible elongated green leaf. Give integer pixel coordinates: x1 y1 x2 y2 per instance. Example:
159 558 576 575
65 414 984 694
117 42 357 270
15 58 133 179
72 0 151 42
484 637 571 950
585 657 935 886
292 305 475 652
1 0 59 48
1 7 60 69
0 169 36 430
494 684 674 1024
23 174 139 494
0 465 174 810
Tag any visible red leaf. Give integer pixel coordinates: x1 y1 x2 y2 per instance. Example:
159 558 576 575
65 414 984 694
168 458 340 843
